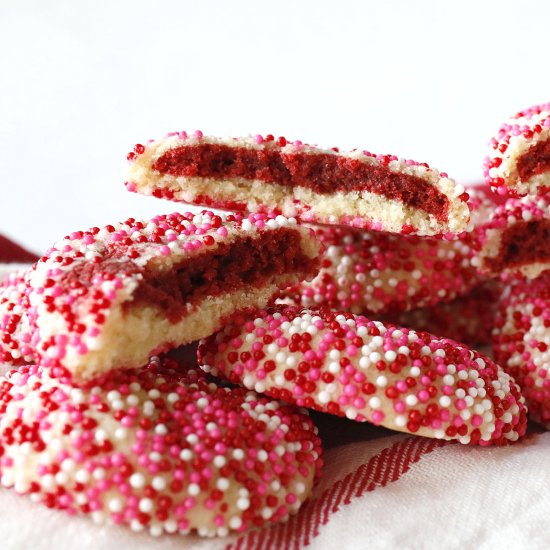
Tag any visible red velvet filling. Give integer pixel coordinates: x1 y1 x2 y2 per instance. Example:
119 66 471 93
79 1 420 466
126 229 316 323
517 137 550 180
153 144 449 222
486 220 550 272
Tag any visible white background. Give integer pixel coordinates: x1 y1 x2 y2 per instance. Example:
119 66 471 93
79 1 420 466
1 0 549 253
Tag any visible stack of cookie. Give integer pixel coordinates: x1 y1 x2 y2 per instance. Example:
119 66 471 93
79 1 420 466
480 103 550 429
1 102 548 538
0 212 324 536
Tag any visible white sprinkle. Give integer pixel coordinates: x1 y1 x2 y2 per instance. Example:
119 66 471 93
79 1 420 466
108 498 123 513
92 467 106 480
328 362 341 374
217 478 230 491
395 415 406 427
214 455 226 468
318 391 330 404
155 424 168 435
237 497 250 511
409 366 421 377
180 449 193 461
152 476 166 491
233 449 245 460
188 483 200 496
439 396 451 407
369 397 381 408
405 395 418 406
130 473 145 489
75 469 90 484
229 517 242 530
139 498 154 513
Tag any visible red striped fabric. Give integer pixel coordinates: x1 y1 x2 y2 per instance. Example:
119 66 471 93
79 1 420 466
0 234 38 263
227 436 447 550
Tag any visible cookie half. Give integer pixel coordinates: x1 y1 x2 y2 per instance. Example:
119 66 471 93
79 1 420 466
198 306 527 445
475 195 550 280
484 102 550 197
23 211 320 381
0 356 322 536
126 132 470 236
384 281 501 348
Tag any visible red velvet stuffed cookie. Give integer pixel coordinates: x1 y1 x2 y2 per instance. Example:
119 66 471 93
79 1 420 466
475 194 550 280
198 306 527 446
484 101 550 197
126 132 471 236
20 211 320 382
0 356 322 536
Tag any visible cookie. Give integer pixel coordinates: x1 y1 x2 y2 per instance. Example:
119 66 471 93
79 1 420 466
126 132 471 236
484 102 550 197
279 185 498 315
0 356 322 536
475 194 550 280
22 211 320 382
493 275 550 428
198 306 527 445
279 225 482 315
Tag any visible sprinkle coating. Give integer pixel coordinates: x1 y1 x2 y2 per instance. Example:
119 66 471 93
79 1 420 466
279 226 482 315
0 356 322 536
493 275 550 428
198 306 527 445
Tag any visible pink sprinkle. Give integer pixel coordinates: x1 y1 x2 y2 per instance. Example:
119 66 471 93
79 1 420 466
471 414 483 427
455 399 466 410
